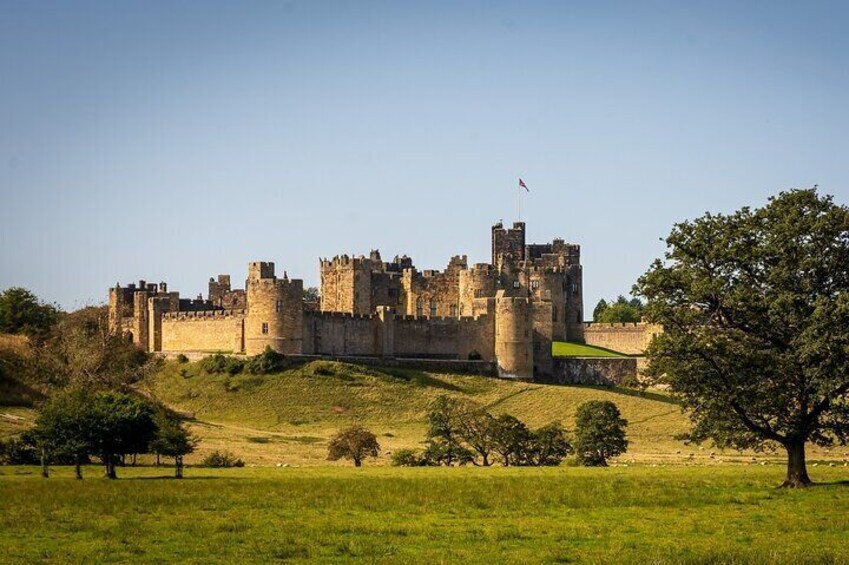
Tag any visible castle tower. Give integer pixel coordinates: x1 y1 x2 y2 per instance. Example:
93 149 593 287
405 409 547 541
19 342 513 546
491 221 526 273
458 264 496 318
494 290 534 379
245 261 304 355
319 256 372 315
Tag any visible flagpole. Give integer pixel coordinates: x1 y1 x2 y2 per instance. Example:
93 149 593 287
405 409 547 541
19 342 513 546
517 184 521 221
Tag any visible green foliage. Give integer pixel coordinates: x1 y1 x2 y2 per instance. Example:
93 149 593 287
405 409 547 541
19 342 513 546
244 346 286 375
201 450 244 468
526 422 573 466
0 436 38 465
593 295 644 323
390 448 426 467
326 424 380 467
636 189 849 486
490 414 532 466
0 287 59 339
199 354 244 375
175 354 189 364
33 388 158 478
425 396 476 465
303 287 320 303
573 400 628 466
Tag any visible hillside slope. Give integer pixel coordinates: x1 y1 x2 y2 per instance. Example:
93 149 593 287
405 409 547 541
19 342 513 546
144 359 698 466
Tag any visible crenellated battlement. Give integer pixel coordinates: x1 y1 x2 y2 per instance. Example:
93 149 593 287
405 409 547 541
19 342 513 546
163 309 246 320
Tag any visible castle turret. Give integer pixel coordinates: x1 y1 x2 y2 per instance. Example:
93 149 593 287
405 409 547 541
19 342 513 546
494 291 534 379
245 261 304 355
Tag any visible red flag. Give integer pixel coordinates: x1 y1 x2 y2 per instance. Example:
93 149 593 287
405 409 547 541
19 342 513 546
519 178 529 192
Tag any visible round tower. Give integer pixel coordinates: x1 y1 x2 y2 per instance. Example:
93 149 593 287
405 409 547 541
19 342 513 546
494 292 534 379
245 262 304 355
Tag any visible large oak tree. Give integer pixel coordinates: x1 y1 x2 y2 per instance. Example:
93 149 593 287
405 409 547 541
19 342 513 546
636 189 849 487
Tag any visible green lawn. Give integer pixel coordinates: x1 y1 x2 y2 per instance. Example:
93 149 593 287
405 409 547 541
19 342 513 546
552 341 627 357
1 465 848 563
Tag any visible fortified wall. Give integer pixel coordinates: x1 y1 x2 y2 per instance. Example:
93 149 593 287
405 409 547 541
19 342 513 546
583 322 662 355
108 221 586 380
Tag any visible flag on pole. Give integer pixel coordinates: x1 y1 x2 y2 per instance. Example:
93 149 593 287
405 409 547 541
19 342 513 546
518 178 529 192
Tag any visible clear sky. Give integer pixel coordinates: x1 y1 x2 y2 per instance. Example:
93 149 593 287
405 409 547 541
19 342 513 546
1 1 847 314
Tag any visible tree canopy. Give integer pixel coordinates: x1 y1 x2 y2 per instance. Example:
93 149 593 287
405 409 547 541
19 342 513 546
327 424 380 467
593 295 644 323
573 400 628 466
636 189 849 487
0 287 59 339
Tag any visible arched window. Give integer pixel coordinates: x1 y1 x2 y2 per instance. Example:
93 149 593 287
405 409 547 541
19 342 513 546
450 304 457 317
430 298 438 318
416 298 423 318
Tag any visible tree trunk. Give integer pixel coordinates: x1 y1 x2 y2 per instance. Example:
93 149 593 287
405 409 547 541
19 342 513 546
74 457 82 480
782 441 812 488
354 457 362 467
156 453 161 466
131 453 137 467
40 448 49 478
175 456 183 479
105 454 117 479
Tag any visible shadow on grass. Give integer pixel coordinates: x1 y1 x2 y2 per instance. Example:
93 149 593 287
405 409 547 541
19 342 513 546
569 384 680 405
128 475 225 481
375 368 463 392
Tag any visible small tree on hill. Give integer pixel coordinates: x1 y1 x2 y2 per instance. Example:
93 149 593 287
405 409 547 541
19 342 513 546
573 401 628 466
33 388 97 479
327 424 380 467
636 189 849 487
425 396 471 466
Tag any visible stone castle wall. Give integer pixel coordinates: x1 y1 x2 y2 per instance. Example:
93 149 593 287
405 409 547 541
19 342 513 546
160 311 245 353
583 322 661 355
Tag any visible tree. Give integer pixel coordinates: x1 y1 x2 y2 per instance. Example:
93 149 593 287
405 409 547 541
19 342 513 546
303 287 321 304
39 306 152 390
150 411 198 478
425 396 471 466
90 392 157 479
636 189 849 487
0 287 59 339
592 299 608 322
573 401 628 466
526 422 572 466
33 388 97 479
594 295 644 323
490 414 532 466
327 424 380 467
454 401 497 466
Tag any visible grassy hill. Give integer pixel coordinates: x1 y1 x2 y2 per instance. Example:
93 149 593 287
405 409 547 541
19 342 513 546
551 341 628 357
141 358 802 467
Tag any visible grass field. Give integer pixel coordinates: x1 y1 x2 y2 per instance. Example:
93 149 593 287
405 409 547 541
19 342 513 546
1 465 848 563
551 342 627 357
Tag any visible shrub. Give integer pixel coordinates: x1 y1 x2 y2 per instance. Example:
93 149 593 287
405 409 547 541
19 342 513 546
573 400 629 466
201 450 244 468
0 436 39 465
244 346 286 375
390 448 425 467
175 354 189 364
199 354 243 375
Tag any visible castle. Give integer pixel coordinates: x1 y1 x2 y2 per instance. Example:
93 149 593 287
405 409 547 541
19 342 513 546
109 221 584 379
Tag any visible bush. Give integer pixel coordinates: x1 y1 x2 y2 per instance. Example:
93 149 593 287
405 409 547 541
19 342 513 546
0 436 39 465
201 450 244 468
199 354 243 375
244 347 286 375
390 448 426 467
175 354 189 364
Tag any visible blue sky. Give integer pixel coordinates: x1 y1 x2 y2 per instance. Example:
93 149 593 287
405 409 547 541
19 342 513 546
1 1 847 313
